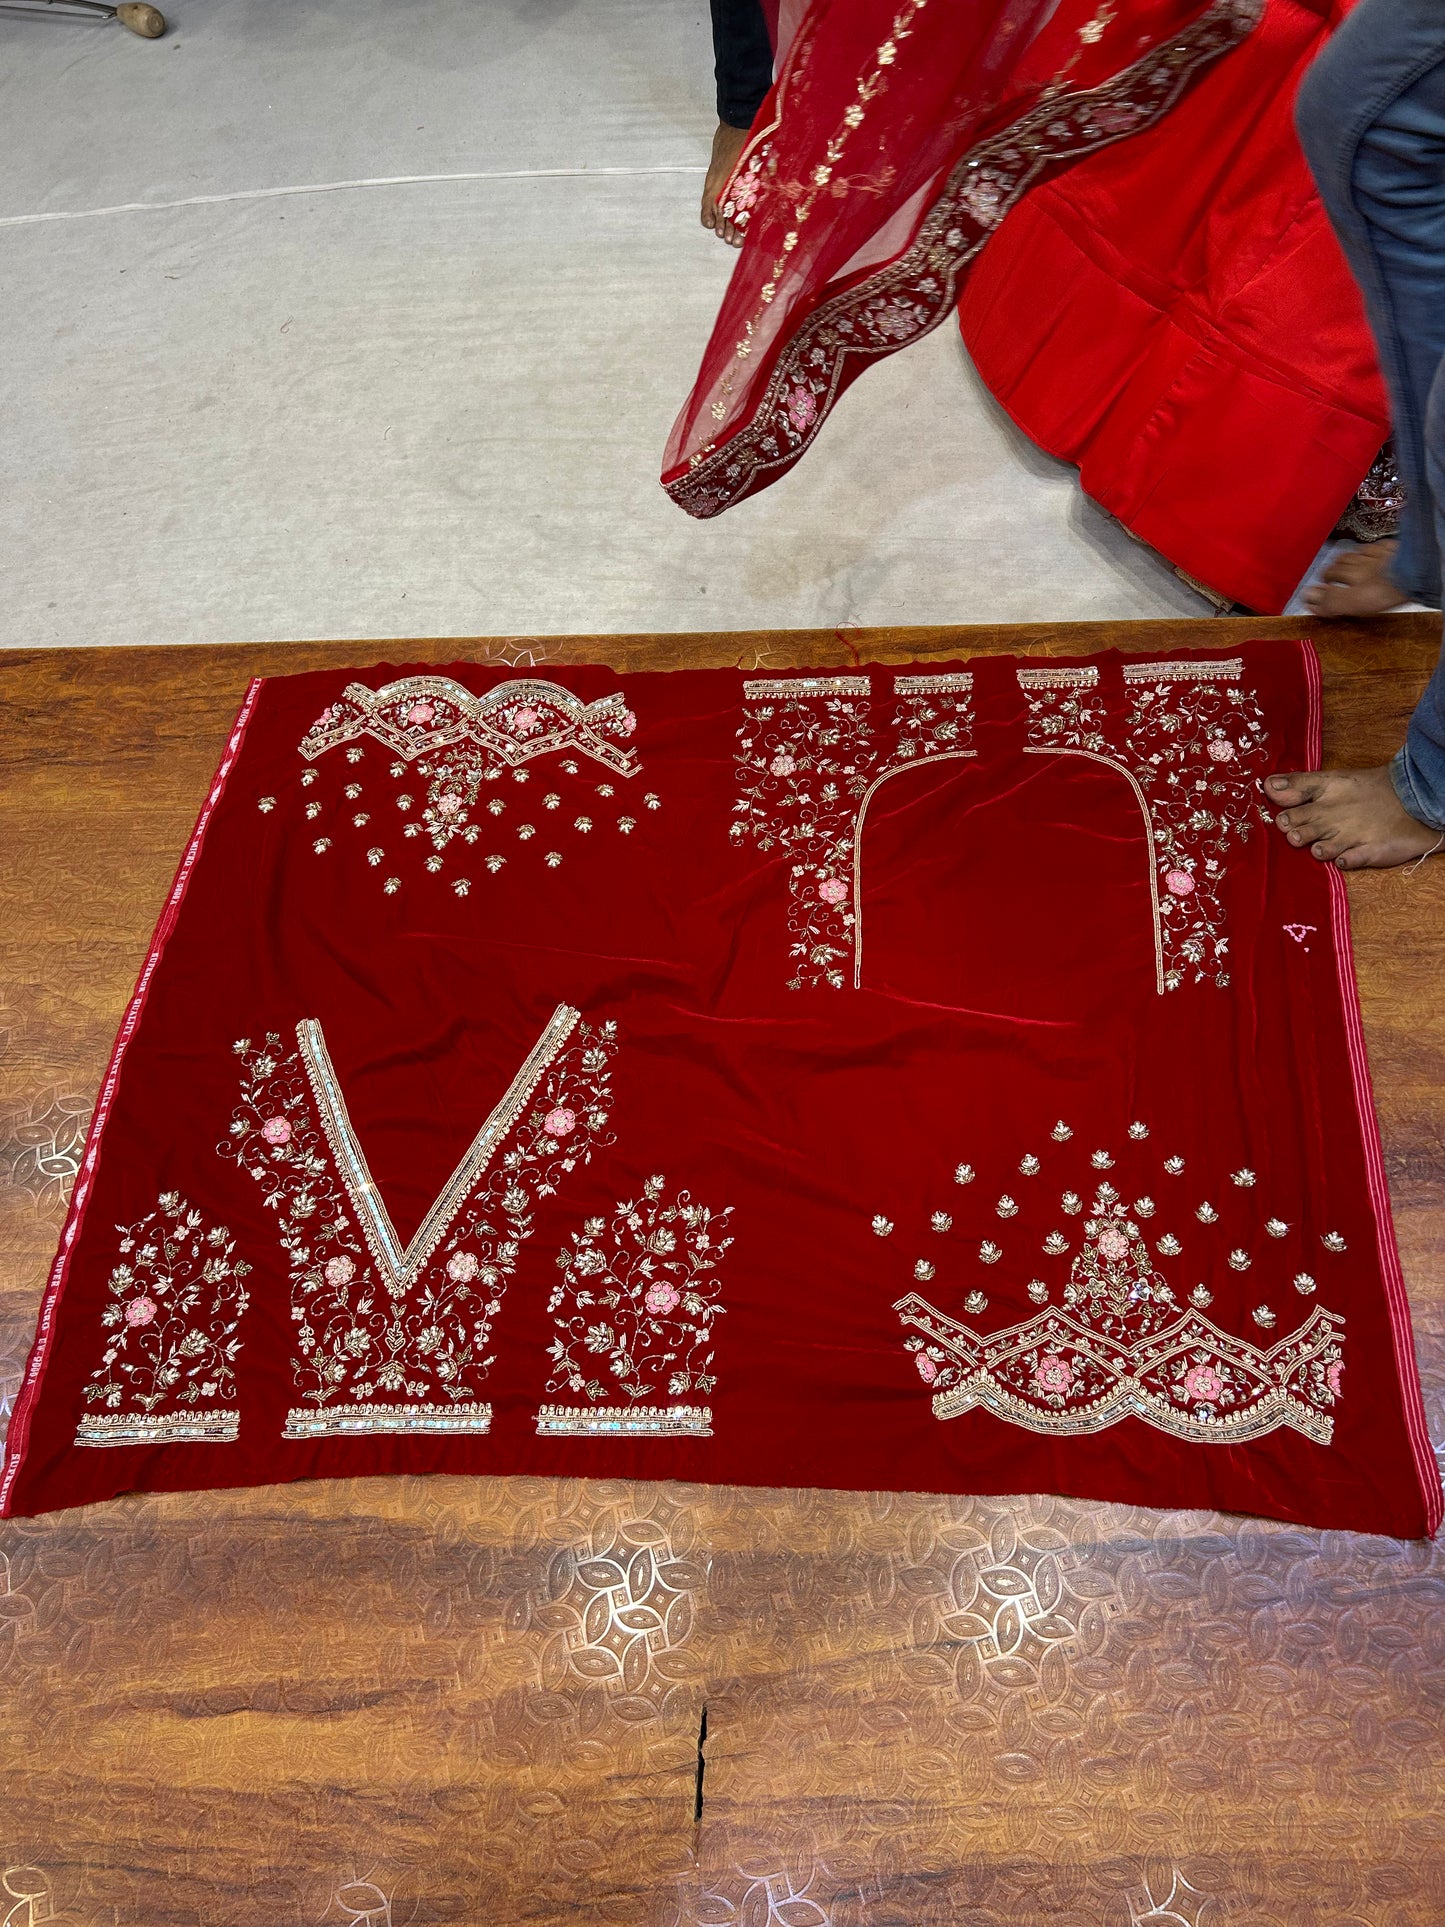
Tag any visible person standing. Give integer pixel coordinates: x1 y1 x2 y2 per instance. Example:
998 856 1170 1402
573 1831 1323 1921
1268 0 1445 868
702 0 774 247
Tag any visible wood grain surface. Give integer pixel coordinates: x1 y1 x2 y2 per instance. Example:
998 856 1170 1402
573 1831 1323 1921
1 617 1442 1927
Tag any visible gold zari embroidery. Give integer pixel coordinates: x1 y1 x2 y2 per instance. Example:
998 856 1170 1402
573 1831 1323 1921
76 1411 239 1447
742 676 871 698
535 1404 713 1437
1121 657 1243 682
283 1402 493 1439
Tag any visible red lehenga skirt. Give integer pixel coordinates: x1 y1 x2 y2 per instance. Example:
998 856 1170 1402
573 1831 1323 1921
956 0 1388 614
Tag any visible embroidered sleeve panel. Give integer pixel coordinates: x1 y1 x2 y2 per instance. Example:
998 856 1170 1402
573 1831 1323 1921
540 1175 733 1435
1121 658 1245 683
742 676 871 699
75 1193 251 1447
888 1118 1347 1444
301 677 641 776
221 1014 618 1437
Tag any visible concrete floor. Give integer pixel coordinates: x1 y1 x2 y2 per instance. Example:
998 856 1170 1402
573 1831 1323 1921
0 0 1212 649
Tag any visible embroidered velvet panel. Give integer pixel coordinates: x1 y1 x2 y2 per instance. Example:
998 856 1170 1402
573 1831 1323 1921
3 645 1437 1535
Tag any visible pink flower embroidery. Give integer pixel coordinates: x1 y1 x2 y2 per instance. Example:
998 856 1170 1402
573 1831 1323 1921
1097 1228 1129 1261
645 1282 680 1315
770 753 796 777
1090 102 1143 135
261 1116 292 1145
787 386 818 434
325 1255 356 1287
729 169 761 212
914 1353 938 1385
1164 869 1196 897
435 793 463 817
543 1107 576 1137
509 706 542 737
447 1251 480 1283
1326 1360 1344 1397
1182 1362 1224 1403
124 1295 158 1328
615 709 638 737
817 876 848 905
1207 738 1237 762
1033 1353 1073 1396
406 700 435 725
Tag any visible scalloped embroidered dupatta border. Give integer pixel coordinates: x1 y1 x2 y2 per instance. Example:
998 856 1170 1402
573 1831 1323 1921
663 0 1263 519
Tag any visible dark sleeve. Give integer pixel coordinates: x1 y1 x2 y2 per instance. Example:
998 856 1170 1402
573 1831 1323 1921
711 0 774 130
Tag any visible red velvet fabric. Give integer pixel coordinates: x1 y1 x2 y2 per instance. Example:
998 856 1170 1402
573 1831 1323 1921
957 0 1389 615
3 645 1437 1535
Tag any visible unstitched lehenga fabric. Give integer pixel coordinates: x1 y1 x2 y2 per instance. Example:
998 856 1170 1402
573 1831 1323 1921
2 644 1438 1536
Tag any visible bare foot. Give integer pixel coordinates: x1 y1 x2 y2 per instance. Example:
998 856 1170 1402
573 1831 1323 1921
1265 764 1442 869
702 121 749 247
1303 540 1407 618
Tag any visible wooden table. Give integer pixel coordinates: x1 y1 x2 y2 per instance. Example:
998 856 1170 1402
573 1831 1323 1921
2 617 1442 1927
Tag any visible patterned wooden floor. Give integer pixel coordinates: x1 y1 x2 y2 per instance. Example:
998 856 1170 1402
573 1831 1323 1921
2 618 1442 1927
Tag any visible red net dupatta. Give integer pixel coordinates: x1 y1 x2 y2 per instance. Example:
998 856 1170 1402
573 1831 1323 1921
663 0 1263 518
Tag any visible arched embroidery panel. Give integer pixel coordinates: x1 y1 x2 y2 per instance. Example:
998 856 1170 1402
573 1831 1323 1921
852 746 1159 1006
1018 660 1271 990
264 676 658 900
876 1117 1346 1443
221 1005 617 1437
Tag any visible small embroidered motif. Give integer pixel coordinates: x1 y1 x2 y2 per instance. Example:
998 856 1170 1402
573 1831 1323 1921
893 672 975 695
1052 1122 1073 1142
284 1402 492 1439
1128 1122 1149 1139
1322 1232 1346 1252
996 1195 1018 1218
1134 1197 1155 1218
77 1192 251 1446
1044 1232 1069 1256
1196 1203 1218 1223
1016 666 1101 690
1228 1249 1251 1271
1294 1273 1316 1294
1157 1234 1183 1257
1252 1306 1276 1328
979 1242 1003 1265
1266 1218 1288 1237
1062 1192 1083 1215
257 796 276 813
1120 658 1244 682
1163 1157 1185 1174
1091 1151 1114 1170
1026 1280 1049 1304
1190 1285 1213 1309
543 1175 732 1423
1019 1154 1041 1176
535 1404 713 1437
964 1291 989 1314
1284 922 1317 949
914 1259 936 1281
955 1163 975 1184
1232 1169 1257 1186
742 676 870 698
931 1212 952 1233
872 1215 894 1237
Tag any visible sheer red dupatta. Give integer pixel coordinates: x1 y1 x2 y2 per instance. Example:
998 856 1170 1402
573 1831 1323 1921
663 0 1263 518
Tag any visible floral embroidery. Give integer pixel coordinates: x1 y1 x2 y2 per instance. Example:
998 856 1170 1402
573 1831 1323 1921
76 1193 251 1446
733 680 876 988
892 1120 1346 1442
1122 661 1270 989
540 1175 733 1436
292 677 654 897
222 1007 616 1436
891 672 975 760
667 0 1262 518
1017 666 1107 750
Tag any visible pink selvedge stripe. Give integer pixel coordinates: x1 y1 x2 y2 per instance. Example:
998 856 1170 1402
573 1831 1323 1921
1303 639 1442 1533
0 677 266 1516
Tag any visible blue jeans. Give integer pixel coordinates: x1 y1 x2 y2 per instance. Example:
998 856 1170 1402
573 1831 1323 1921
1297 0 1445 827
